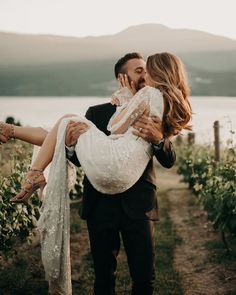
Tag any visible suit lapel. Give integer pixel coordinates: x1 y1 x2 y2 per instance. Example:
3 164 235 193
94 104 116 135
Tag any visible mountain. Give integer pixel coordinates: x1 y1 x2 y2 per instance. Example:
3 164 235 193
0 24 236 96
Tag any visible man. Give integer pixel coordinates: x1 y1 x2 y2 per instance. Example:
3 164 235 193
66 52 176 295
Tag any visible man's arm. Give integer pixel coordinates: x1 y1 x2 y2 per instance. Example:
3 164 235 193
109 87 151 135
152 137 176 168
132 115 176 168
65 107 93 166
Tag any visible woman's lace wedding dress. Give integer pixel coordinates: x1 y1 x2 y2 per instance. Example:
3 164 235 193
75 86 163 194
37 86 163 294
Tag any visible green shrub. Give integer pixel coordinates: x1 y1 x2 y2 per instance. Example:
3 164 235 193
176 143 236 237
0 143 40 254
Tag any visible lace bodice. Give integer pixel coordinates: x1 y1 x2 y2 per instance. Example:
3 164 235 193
107 86 164 134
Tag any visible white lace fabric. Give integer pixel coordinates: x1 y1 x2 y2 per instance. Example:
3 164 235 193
111 87 133 105
37 119 73 295
37 86 163 294
108 86 163 134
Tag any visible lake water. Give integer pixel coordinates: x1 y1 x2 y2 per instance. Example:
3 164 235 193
1 96 236 145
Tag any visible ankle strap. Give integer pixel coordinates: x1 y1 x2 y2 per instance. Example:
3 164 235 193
9 124 15 139
30 168 44 173
0 122 15 140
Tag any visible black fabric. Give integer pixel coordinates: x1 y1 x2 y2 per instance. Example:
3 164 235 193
67 102 176 294
71 102 176 221
87 197 155 295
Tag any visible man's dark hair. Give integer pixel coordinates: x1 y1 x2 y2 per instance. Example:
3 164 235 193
114 52 144 78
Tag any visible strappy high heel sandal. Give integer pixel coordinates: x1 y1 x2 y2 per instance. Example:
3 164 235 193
0 122 15 144
10 168 47 203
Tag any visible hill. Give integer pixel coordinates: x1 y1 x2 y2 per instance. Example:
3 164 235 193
0 24 236 96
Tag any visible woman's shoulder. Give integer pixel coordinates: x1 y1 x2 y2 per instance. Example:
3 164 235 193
137 87 163 105
145 86 162 96
139 86 162 96
147 87 164 115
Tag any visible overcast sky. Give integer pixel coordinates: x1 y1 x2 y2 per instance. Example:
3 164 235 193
0 0 236 40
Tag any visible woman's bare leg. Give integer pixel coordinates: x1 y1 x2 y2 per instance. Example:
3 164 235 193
11 114 77 202
31 114 77 171
0 121 48 146
14 126 48 146
30 122 61 170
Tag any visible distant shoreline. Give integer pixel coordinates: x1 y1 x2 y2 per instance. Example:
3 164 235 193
1 96 236 145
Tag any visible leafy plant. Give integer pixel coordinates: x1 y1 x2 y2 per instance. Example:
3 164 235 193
176 142 236 248
0 143 40 254
0 141 84 255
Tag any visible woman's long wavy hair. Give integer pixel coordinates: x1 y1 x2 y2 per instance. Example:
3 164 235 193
147 52 192 137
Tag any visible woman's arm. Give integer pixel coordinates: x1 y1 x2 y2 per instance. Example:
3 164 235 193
109 87 151 134
111 101 149 134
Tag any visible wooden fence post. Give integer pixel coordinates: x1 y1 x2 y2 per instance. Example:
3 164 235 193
214 120 220 162
175 135 183 145
187 132 195 145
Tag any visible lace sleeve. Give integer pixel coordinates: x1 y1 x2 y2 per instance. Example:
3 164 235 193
108 86 154 134
111 87 133 105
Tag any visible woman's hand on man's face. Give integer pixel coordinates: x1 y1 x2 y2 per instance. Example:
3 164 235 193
118 74 137 95
65 121 89 147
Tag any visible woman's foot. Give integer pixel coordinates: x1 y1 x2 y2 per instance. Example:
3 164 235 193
10 168 47 203
0 122 15 143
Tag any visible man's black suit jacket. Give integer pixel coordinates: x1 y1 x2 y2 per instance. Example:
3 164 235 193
69 102 176 221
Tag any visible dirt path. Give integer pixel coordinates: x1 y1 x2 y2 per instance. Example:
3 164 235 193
2 165 234 294
156 167 236 295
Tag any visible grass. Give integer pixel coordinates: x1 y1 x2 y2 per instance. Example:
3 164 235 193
0 248 48 295
0 143 184 295
204 234 236 265
69 188 184 294
0 189 184 294
202 233 236 294
72 251 94 295
153 190 183 295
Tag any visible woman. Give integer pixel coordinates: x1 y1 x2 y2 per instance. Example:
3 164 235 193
1 52 192 201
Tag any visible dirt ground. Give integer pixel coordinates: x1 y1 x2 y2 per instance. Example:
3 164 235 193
1 153 236 294
157 167 236 295
69 167 236 295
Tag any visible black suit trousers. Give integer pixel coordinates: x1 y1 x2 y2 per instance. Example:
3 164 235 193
87 196 156 295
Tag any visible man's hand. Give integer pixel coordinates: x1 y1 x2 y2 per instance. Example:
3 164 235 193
65 121 89 147
132 115 163 144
